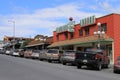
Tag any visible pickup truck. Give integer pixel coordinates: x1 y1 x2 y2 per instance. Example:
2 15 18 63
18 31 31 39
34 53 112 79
75 49 110 70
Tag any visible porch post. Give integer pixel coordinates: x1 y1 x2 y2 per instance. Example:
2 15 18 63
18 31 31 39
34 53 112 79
73 45 77 51
112 42 114 64
59 46 62 50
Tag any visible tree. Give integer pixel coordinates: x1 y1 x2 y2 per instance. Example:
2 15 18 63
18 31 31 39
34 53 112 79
20 39 31 49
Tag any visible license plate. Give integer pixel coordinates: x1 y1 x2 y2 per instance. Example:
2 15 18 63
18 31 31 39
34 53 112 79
83 60 87 63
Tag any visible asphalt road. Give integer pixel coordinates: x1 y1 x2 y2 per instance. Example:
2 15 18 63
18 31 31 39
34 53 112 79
0 54 119 80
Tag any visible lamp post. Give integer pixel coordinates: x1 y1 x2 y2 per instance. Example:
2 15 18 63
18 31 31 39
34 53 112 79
94 22 105 49
8 20 15 51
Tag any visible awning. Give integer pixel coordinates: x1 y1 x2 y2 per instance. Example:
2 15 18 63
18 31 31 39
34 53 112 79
48 34 113 48
25 43 44 47
25 40 44 47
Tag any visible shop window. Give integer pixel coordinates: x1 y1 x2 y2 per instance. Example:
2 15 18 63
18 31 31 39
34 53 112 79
79 29 83 36
101 23 107 32
85 27 89 36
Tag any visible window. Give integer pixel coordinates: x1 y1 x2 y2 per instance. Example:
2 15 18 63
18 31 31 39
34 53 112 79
56 35 59 41
101 23 107 32
65 33 68 39
70 33 74 39
79 29 83 36
85 27 89 36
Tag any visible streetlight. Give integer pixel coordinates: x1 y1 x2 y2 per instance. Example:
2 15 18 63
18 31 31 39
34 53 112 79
94 22 105 49
8 20 15 51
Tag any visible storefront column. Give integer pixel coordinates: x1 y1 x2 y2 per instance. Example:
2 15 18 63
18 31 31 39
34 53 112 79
112 42 114 64
59 46 63 50
73 45 77 51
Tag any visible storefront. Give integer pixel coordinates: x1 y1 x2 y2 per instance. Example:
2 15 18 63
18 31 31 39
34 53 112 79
48 13 120 64
26 35 53 50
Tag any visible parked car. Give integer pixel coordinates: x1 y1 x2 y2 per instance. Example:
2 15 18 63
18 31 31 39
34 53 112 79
39 50 47 61
0 48 5 54
75 49 110 70
5 49 11 55
24 50 32 58
60 50 76 65
46 49 63 63
31 50 41 59
19 49 24 57
12 49 20 56
113 56 120 73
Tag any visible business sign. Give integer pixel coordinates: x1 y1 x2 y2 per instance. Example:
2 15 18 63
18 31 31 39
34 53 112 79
56 21 75 33
80 16 96 27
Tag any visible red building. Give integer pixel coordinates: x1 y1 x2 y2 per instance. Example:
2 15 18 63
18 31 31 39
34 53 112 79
49 13 120 64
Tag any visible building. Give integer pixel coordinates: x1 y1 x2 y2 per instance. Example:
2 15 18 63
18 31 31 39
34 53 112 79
4 36 33 43
48 13 120 64
26 35 53 50
3 36 33 49
0 40 3 48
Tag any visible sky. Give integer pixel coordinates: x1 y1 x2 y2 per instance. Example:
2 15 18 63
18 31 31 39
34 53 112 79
0 0 120 40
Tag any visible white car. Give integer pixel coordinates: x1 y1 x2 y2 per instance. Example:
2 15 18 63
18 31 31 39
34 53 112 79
12 50 19 56
31 50 41 59
6 50 11 55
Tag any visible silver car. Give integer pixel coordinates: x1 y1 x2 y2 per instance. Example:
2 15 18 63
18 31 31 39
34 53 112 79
39 50 47 61
31 50 41 59
46 49 63 63
12 50 20 56
60 50 76 65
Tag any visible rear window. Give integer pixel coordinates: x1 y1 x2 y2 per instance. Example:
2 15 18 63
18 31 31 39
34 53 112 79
33 50 40 53
14 50 19 52
86 51 103 54
118 56 120 60
48 50 58 53
86 52 97 54
64 50 75 53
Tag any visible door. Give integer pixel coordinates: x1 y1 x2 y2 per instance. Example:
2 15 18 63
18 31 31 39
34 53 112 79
108 46 113 64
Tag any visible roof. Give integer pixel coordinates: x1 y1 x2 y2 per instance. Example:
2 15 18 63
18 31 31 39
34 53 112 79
48 34 113 48
25 40 43 47
97 13 120 19
26 36 53 47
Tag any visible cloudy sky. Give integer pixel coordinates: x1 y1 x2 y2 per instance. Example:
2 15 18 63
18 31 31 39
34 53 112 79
0 0 120 40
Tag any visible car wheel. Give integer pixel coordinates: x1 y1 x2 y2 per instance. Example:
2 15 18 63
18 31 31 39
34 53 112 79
104 64 109 68
96 63 102 71
48 60 52 63
39 59 43 61
62 62 66 65
77 64 81 69
113 69 117 73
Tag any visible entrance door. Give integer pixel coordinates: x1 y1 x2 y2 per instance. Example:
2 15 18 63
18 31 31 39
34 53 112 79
108 46 113 64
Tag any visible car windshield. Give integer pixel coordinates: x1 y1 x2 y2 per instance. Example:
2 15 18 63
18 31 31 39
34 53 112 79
48 50 58 53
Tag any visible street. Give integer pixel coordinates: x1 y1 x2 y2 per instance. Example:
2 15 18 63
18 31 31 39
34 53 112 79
0 54 119 80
